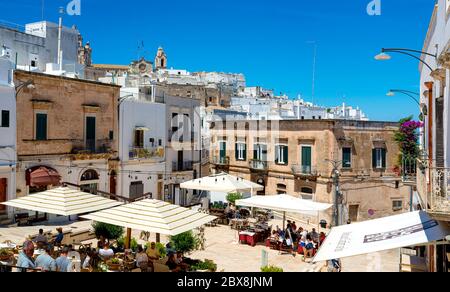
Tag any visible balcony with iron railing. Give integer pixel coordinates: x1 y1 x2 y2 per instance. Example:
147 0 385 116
128 146 165 161
212 156 230 166
249 159 269 171
172 161 194 172
291 164 318 177
429 168 450 216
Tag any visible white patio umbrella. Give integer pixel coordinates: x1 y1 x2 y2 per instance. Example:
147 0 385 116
81 199 216 238
180 173 264 195
1 187 124 217
236 194 332 230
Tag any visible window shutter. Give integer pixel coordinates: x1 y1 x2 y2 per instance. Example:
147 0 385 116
372 149 377 168
275 146 279 164
284 146 288 165
235 144 239 161
254 145 258 160
243 144 247 161
1 110 9 127
382 148 387 168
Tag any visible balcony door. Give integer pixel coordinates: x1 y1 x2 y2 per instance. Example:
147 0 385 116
86 116 96 153
178 151 184 170
0 178 6 211
254 144 268 162
301 146 312 173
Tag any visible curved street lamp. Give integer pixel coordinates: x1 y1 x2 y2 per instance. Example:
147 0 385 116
386 89 427 121
375 48 437 72
15 79 35 96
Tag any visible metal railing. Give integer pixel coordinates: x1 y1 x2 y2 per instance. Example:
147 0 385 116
249 160 268 171
401 156 418 183
430 168 450 215
212 156 230 165
71 139 114 154
128 146 164 160
291 164 317 176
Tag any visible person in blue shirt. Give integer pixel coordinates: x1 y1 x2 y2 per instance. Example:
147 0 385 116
16 240 36 272
55 247 71 272
35 245 56 272
51 227 64 247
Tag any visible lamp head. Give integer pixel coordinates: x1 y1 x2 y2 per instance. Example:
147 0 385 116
375 52 392 61
386 91 395 97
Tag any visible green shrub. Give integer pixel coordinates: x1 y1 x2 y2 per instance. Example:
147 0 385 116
116 237 138 252
191 260 217 272
92 222 124 241
156 242 167 258
226 192 243 204
261 266 284 273
170 231 197 254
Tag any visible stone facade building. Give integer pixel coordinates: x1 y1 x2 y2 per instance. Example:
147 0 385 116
210 119 410 224
14 70 119 220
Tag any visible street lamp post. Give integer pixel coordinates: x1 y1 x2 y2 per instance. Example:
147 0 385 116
15 80 35 97
375 48 437 72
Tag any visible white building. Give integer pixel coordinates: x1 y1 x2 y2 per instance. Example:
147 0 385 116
118 95 166 201
0 20 84 76
0 56 16 223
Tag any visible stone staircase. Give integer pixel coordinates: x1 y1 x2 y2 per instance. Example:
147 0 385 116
0 211 13 226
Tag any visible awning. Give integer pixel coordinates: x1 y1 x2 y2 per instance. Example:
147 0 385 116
181 173 264 193
236 194 332 215
27 166 61 187
1 187 123 216
135 126 150 131
313 211 450 262
81 199 216 236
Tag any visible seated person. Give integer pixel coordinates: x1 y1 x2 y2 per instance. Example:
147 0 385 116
135 245 149 272
302 235 316 261
81 248 93 270
309 228 320 243
35 245 57 272
33 229 48 248
166 242 176 255
17 240 36 272
98 242 115 260
55 247 71 272
67 244 81 260
146 242 161 272
166 253 183 272
175 252 190 271
97 236 106 250
50 228 64 247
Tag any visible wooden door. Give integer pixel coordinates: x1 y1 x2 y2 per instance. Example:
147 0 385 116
349 205 359 223
0 178 7 211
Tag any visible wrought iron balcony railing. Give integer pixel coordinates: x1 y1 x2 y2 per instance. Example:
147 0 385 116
430 168 450 215
172 161 194 172
129 146 165 160
249 160 268 171
291 164 317 176
212 156 230 166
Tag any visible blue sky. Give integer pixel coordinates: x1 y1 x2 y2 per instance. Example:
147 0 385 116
0 0 435 121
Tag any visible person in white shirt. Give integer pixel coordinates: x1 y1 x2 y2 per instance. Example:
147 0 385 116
135 245 149 272
98 242 114 260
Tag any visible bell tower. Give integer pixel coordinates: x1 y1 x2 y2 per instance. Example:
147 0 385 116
155 47 167 70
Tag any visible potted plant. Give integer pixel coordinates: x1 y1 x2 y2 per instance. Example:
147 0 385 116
107 258 121 271
170 231 198 255
92 222 124 242
0 249 14 262
261 265 284 272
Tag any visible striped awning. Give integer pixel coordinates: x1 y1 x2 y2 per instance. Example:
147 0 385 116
81 200 216 236
180 173 264 193
2 187 123 216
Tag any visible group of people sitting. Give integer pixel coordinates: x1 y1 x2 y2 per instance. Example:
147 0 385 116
268 221 326 261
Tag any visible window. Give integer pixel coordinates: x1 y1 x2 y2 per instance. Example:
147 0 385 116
392 200 403 211
342 147 352 168
130 181 144 200
254 144 268 161
301 146 312 173
1 110 9 128
300 187 314 200
219 141 227 159
277 184 287 195
372 148 386 169
235 143 247 161
86 116 96 152
36 113 47 141
275 145 288 165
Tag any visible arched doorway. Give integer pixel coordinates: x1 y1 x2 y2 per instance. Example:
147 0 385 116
80 169 100 195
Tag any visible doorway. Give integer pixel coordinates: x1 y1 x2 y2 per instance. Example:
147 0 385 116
86 116 96 153
349 205 359 222
0 178 7 211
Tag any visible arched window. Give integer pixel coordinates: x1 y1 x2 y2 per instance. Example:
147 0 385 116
81 169 99 181
80 169 99 195
300 187 314 200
